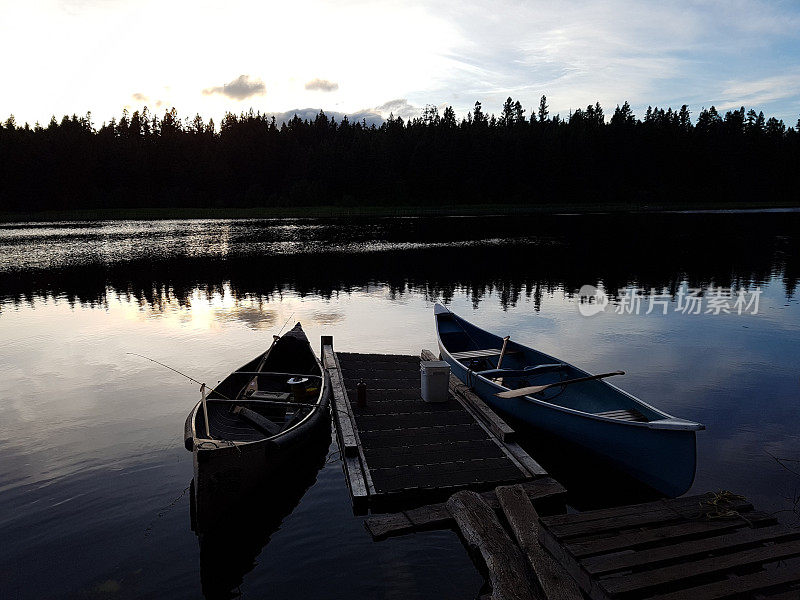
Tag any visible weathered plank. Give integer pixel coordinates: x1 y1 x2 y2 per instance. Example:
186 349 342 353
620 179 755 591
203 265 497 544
357 423 488 448
548 496 754 539
322 341 369 509
647 566 800 600
324 345 358 456
446 490 538 600
582 523 800 575
502 440 548 478
365 477 566 540
356 410 476 430
757 589 800 600
333 349 377 497
564 511 776 558
370 462 524 493
343 455 368 512
496 485 582 600
363 439 506 469
602 538 800 596
363 511 413 539
404 503 451 528
543 492 742 527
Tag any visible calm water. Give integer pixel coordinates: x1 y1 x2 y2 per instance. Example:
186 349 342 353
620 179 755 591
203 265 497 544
1 213 799 599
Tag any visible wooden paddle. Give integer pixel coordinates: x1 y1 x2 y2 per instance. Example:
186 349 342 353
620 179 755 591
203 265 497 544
495 371 625 399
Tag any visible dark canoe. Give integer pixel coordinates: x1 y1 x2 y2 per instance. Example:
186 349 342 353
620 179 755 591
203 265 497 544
434 304 704 497
184 322 330 522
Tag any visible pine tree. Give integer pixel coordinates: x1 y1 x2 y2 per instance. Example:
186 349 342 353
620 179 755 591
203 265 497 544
500 97 515 127
537 95 549 123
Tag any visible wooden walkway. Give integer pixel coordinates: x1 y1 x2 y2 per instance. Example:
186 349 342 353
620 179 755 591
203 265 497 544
319 338 800 599
321 338 549 512
539 492 800 600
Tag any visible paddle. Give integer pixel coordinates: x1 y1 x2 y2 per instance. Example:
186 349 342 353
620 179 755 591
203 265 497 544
496 336 511 369
495 371 625 399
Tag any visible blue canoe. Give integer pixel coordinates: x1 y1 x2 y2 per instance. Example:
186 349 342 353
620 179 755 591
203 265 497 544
434 304 704 497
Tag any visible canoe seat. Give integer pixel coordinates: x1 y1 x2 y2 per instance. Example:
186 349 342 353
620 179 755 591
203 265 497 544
451 348 520 360
233 405 282 435
595 408 649 422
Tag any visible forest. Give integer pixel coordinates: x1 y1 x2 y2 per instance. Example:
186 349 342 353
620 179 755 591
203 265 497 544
0 96 798 213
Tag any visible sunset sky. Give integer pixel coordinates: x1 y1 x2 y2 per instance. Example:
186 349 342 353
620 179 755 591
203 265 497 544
2 0 800 127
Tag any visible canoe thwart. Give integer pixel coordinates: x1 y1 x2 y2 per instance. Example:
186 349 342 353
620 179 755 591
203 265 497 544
451 348 520 360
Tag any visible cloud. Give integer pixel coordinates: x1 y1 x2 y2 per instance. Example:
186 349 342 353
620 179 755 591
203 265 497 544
202 74 266 100
305 78 339 92
418 0 800 121
717 69 800 111
131 92 148 102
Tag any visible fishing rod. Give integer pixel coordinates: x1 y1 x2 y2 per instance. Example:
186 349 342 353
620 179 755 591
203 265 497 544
129 312 298 438
126 352 209 389
127 312 295 395
276 311 295 336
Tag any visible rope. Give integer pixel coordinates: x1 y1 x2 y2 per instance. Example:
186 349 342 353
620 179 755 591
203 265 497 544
699 490 747 519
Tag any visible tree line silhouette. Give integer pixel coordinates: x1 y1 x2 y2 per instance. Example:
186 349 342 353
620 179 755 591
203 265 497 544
1 96 798 213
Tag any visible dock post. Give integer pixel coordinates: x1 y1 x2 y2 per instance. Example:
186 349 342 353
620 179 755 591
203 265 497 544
320 334 333 357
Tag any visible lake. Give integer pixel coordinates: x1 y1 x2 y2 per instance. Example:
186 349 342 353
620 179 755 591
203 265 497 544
1 212 798 599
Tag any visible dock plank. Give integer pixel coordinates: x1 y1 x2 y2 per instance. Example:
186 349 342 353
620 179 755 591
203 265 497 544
538 491 800 600
564 511 776 558
363 440 506 469
582 523 800 575
356 410 476 431
496 484 583 600
547 497 754 539
364 477 567 540
602 538 800 596
647 565 800 600
446 490 538 600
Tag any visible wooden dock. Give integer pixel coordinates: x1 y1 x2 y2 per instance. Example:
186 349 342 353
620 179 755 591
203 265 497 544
321 337 800 599
321 338 553 512
368 486 800 600
537 491 800 600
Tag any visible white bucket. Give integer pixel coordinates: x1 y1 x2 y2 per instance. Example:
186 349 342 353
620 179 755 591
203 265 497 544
420 360 451 403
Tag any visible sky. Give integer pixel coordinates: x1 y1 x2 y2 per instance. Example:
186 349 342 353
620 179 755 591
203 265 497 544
2 0 800 127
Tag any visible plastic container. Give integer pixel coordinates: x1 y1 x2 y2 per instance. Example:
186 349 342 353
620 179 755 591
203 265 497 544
420 360 451 403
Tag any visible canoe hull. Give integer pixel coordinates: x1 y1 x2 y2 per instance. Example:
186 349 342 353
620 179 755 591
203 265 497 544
460 359 695 496
191 398 330 528
435 306 701 497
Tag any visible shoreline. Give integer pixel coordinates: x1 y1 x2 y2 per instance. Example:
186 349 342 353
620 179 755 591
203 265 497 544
2 200 800 223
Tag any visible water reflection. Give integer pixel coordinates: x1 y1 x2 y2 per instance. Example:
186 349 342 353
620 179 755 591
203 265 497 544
190 429 330 599
1 213 797 313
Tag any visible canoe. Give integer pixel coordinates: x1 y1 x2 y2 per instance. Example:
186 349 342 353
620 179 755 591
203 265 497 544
184 323 330 523
434 304 704 497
